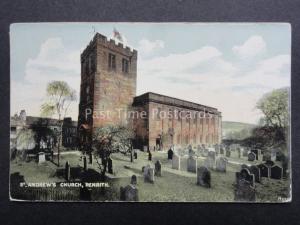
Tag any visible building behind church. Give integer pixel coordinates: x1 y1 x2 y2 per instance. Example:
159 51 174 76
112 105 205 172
78 33 222 151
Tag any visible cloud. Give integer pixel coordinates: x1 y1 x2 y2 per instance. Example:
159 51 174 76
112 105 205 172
137 39 165 55
139 46 223 75
137 43 290 124
12 38 80 119
232 35 266 58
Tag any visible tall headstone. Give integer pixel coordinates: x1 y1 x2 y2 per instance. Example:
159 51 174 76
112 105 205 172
155 160 162 176
148 151 152 161
249 165 261 183
38 152 46 164
187 156 197 173
225 149 231 157
131 175 137 185
134 150 138 159
172 154 180 170
237 148 241 158
271 150 276 161
257 149 262 161
270 165 283 179
143 146 148 152
107 157 113 174
240 168 255 187
197 166 211 188
216 157 227 172
65 161 71 181
205 153 215 170
83 156 87 171
168 148 174 160
251 149 258 160
120 184 139 201
234 173 256 202
143 165 155 183
89 153 93 164
257 164 270 178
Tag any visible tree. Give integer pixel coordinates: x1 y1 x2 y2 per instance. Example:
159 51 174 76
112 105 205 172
253 87 289 153
40 81 76 166
91 126 134 180
16 128 36 161
256 87 289 128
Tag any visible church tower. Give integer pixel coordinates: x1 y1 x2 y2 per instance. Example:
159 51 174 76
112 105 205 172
78 33 137 143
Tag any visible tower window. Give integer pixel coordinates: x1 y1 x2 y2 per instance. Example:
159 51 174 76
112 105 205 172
122 58 129 73
108 53 116 70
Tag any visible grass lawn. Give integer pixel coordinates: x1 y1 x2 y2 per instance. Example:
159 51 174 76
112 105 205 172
10 150 290 202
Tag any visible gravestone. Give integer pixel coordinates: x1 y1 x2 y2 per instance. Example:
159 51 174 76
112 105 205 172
197 166 211 188
134 150 138 159
172 154 181 170
251 149 258 160
248 152 256 161
187 156 197 173
225 149 231 157
249 165 261 183
38 152 46 164
263 153 271 161
120 184 139 201
202 148 209 157
65 161 71 181
214 144 220 154
216 157 227 172
205 153 215 170
168 148 174 160
240 168 255 187
220 148 224 155
208 151 216 161
131 175 137 185
188 147 195 157
143 165 155 183
257 149 262 161
270 165 283 179
257 164 270 178
234 174 256 202
155 160 162 176
242 148 248 157
89 153 93 164
83 156 87 171
108 157 113 174
271 151 276 161
237 148 241 158
148 151 152 161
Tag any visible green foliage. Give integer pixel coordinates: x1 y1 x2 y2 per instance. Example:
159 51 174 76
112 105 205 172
256 87 289 128
91 126 134 177
40 81 77 120
240 87 290 153
17 128 35 151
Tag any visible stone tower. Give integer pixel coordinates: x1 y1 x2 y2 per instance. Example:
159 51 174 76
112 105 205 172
78 33 137 143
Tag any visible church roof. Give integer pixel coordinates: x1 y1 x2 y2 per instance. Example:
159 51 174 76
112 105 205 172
133 92 221 114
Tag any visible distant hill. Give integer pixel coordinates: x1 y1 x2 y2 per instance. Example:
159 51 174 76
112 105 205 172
222 121 257 140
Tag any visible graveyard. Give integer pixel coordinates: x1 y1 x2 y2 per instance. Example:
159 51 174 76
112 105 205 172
10 146 290 202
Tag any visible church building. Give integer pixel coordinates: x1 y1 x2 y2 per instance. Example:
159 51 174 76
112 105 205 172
78 33 222 150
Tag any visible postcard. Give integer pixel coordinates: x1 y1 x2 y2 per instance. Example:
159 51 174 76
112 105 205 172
10 23 291 202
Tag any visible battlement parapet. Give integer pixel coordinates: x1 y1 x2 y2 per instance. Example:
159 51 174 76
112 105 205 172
81 33 137 59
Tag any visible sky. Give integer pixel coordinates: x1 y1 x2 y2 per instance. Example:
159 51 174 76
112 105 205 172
10 23 291 124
